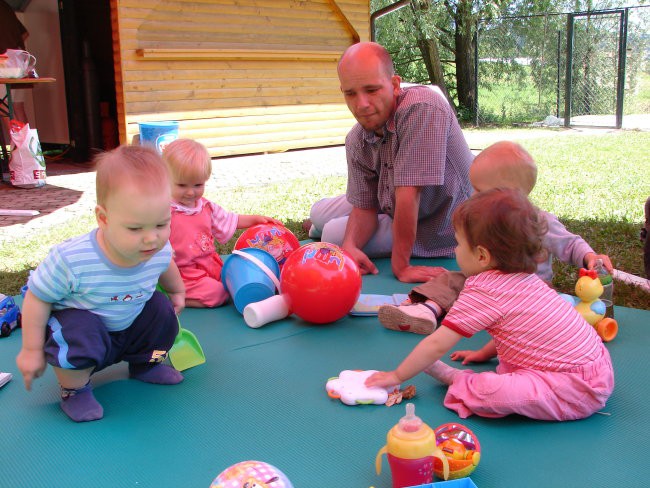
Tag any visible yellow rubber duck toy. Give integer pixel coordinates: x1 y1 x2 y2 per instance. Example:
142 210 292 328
572 268 618 342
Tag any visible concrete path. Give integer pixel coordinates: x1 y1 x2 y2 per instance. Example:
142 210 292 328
0 126 632 244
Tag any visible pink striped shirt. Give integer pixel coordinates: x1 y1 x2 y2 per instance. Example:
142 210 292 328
442 270 602 371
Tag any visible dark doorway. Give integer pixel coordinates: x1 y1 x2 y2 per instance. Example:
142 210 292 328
59 0 117 162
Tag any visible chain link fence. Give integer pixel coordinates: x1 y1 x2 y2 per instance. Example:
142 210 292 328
624 6 650 117
567 12 622 126
477 6 649 128
371 3 649 128
477 13 565 125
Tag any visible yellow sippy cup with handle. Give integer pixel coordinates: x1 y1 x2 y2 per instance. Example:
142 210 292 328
375 403 449 488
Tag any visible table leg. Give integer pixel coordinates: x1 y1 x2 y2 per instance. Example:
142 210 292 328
0 83 14 182
0 117 9 182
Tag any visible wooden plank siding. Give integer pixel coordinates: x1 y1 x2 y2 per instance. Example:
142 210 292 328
110 0 369 157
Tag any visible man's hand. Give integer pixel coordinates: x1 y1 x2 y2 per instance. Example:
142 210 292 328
394 265 448 283
16 348 47 391
341 207 380 275
344 246 378 275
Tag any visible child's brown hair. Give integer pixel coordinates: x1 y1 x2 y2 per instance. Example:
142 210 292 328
452 187 547 273
95 145 170 207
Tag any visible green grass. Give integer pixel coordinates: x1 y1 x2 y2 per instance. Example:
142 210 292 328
478 68 650 124
1 130 649 311
625 71 650 115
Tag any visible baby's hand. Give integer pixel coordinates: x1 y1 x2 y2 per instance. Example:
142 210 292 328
584 253 614 273
16 348 47 391
258 215 283 226
450 350 489 365
168 291 186 315
364 370 400 388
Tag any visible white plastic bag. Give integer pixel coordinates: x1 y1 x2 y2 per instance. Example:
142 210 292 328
9 120 46 188
0 49 37 78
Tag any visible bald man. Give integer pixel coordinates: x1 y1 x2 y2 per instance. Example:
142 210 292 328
308 42 474 283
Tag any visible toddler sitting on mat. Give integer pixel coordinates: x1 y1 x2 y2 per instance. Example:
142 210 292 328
366 188 615 421
163 139 282 308
379 140 613 341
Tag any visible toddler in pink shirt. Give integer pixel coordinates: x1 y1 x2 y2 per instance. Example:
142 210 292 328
366 188 614 421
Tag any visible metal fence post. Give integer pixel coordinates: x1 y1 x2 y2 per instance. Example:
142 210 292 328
615 8 629 129
564 13 574 128
556 30 561 118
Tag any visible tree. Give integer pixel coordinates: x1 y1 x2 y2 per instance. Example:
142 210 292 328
372 0 646 121
373 0 506 119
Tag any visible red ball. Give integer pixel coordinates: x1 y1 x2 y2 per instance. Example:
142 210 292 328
280 242 362 324
234 224 300 268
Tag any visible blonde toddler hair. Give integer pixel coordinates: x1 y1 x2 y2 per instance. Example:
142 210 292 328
470 141 538 195
162 138 212 182
95 145 170 207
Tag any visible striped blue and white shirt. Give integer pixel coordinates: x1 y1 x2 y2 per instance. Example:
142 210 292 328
28 229 172 332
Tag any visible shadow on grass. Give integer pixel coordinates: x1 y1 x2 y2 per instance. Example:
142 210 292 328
553 218 649 310
0 268 30 297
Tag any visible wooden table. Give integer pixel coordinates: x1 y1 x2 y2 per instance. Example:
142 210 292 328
0 77 56 181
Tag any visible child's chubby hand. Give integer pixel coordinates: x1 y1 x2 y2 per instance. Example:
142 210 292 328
584 252 614 273
238 214 283 228
257 215 283 226
365 370 401 389
168 291 186 315
16 348 47 391
450 349 490 365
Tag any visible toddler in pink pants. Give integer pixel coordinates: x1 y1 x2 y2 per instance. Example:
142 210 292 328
163 139 281 308
366 188 614 421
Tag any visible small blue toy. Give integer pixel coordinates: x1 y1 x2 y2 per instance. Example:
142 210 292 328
0 294 21 338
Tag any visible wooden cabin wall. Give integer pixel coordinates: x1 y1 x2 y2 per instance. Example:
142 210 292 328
110 0 369 157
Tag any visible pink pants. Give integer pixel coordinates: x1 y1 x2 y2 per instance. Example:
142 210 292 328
443 345 614 421
184 275 229 307
181 265 229 308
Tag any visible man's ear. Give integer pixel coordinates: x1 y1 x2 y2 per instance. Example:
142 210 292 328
391 74 402 94
95 204 108 227
476 245 493 269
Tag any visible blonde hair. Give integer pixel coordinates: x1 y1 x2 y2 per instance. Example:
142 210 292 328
162 138 212 182
95 145 170 207
470 141 537 195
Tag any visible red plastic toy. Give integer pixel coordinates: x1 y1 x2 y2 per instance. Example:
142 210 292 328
280 242 362 324
234 223 300 268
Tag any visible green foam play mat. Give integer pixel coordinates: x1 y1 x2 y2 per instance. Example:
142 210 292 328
0 257 648 488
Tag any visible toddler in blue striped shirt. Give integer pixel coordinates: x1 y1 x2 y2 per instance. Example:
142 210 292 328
16 145 186 422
